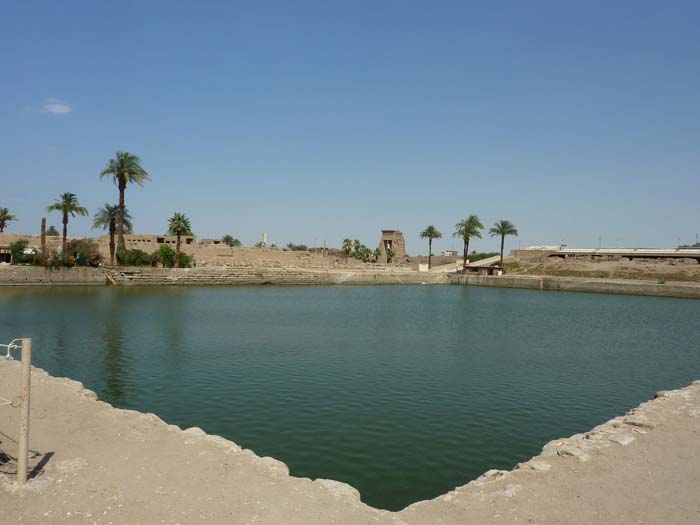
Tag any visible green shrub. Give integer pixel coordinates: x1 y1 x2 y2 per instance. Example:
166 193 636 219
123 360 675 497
156 245 176 268
222 235 241 247
10 239 35 264
66 239 103 267
178 252 193 268
150 245 193 268
118 248 153 266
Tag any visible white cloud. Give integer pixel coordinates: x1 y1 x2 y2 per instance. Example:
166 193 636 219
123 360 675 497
43 98 72 115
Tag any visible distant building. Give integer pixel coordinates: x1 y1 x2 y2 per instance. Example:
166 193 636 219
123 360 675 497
441 250 458 257
378 230 406 261
199 238 222 246
122 234 196 251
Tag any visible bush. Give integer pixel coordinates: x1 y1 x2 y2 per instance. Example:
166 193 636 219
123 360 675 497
153 245 193 268
179 252 193 268
44 252 72 268
10 239 35 264
286 243 308 251
118 248 153 266
222 235 241 247
66 239 103 267
156 245 176 268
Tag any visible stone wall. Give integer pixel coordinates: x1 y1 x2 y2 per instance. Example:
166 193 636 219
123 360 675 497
450 273 700 299
0 266 105 285
106 267 450 286
0 266 449 287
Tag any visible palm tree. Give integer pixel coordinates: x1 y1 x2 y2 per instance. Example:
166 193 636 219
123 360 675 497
167 212 192 268
0 208 17 232
46 193 88 253
100 151 149 256
353 239 361 253
419 225 442 269
342 239 353 260
453 214 484 273
489 220 519 267
93 204 133 265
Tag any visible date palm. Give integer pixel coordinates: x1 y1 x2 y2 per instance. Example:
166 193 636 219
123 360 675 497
342 238 353 260
489 220 518 267
100 151 149 256
168 212 193 268
0 208 17 232
93 204 133 265
353 239 361 253
46 193 88 253
453 214 483 273
419 225 442 269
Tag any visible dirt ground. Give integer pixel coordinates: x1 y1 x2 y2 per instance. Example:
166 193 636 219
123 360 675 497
1 359 699 524
508 256 700 282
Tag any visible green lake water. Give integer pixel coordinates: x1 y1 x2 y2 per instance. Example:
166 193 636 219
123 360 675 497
1 285 699 510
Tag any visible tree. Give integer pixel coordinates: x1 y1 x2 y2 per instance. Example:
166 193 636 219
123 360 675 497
453 214 484 273
46 225 60 236
93 204 133 265
419 225 442 269
0 208 17 233
342 239 353 260
10 239 32 264
222 235 241 247
167 212 192 268
489 220 519 267
156 244 176 268
46 193 88 253
100 151 149 256
65 239 103 267
353 239 361 253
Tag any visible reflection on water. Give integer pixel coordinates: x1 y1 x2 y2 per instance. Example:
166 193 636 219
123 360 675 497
1 285 699 510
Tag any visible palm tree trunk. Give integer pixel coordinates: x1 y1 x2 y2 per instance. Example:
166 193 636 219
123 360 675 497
109 221 116 266
500 234 505 267
428 239 432 269
175 235 181 268
117 178 126 255
462 238 469 273
62 211 68 253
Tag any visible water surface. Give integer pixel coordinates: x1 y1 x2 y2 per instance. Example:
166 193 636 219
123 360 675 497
1 285 699 510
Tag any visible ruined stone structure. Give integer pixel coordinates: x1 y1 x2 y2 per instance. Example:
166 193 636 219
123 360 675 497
378 230 406 261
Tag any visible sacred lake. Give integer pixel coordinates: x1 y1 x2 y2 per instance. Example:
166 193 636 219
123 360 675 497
1 285 699 511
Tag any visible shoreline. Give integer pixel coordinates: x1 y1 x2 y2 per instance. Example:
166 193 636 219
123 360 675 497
1 359 699 523
451 272 700 299
1 266 700 299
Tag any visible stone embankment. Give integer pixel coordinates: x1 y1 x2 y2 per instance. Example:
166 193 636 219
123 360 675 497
1 358 699 524
0 266 449 286
105 266 449 286
451 273 700 299
0 266 105 286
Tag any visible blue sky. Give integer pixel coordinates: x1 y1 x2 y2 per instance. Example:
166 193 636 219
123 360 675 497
2 1 699 253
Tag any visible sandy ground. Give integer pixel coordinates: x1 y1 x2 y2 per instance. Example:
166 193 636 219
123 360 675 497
510 256 700 282
1 359 699 524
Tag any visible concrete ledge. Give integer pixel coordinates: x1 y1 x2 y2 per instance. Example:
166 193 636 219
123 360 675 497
0 267 105 285
451 273 700 299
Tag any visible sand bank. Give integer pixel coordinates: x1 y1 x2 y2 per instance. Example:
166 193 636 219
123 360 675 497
1 359 699 524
